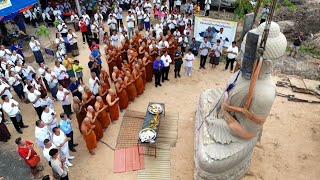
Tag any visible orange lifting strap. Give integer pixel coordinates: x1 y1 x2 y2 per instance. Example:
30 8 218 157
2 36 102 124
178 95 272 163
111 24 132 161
222 58 266 139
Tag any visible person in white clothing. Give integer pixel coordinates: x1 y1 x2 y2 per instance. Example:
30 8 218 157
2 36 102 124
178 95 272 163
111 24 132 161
94 10 103 24
35 120 51 149
10 51 24 65
205 0 211 16
0 79 12 99
27 85 43 119
126 11 136 38
41 106 57 133
110 31 119 47
216 28 228 46
210 39 223 68
89 72 100 96
160 51 172 82
144 1 153 13
114 5 123 29
158 38 169 51
57 23 68 37
52 127 74 167
2 95 28 134
56 85 72 117
43 139 57 162
119 31 128 43
56 46 66 63
8 71 25 100
199 37 211 69
29 36 44 64
107 15 117 35
225 41 239 73
184 49 195 76
176 0 182 13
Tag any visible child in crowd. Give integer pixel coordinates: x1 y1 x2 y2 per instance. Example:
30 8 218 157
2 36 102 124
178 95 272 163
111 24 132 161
73 60 84 84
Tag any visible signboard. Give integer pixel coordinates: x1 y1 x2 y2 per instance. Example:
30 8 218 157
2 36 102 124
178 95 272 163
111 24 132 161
0 0 12 10
194 16 238 47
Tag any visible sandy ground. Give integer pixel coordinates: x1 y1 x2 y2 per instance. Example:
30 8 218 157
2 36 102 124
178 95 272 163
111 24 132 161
1 12 320 180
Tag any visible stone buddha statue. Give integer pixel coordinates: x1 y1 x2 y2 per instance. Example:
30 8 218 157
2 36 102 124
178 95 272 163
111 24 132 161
194 22 287 180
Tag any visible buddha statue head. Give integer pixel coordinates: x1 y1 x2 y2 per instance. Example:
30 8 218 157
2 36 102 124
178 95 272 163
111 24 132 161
239 22 287 80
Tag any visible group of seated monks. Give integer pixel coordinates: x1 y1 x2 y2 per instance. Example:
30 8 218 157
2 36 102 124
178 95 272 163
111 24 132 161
72 30 180 155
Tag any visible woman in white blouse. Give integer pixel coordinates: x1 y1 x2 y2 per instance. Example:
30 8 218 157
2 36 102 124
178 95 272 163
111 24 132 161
29 36 44 65
8 71 25 100
54 33 66 52
67 29 79 56
184 49 195 76
54 61 69 89
10 50 24 65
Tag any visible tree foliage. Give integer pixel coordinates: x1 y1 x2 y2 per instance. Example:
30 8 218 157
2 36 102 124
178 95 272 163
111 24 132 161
234 0 296 20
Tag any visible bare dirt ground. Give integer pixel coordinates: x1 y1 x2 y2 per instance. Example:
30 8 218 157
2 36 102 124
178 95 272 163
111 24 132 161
1 11 320 180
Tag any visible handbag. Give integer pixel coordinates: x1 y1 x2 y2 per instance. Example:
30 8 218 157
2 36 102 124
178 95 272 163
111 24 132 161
26 155 40 167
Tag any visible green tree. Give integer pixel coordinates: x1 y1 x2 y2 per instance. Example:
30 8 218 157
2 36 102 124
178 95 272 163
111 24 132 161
234 0 296 20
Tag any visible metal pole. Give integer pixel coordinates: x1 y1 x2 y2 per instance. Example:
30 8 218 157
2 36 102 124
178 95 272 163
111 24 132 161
74 0 82 17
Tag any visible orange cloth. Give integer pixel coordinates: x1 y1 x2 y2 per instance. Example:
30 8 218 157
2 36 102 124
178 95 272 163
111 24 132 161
108 58 117 76
108 94 119 121
99 83 109 105
82 124 97 150
140 64 147 85
145 56 154 82
100 70 111 88
75 104 87 132
84 91 95 109
126 75 137 101
117 83 129 110
91 111 103 141
97 101 111 129
134 71 144 95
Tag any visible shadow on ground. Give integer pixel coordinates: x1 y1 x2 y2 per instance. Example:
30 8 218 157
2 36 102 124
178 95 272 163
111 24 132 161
0 143 33 180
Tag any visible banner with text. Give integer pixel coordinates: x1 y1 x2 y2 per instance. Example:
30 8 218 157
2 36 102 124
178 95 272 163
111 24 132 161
194 16 238 47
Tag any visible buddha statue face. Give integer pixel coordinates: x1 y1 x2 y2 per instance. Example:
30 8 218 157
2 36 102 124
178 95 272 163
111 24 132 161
239 22 287 80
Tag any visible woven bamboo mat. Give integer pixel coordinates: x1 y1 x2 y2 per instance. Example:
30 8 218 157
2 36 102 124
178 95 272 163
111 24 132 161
115 110 145 149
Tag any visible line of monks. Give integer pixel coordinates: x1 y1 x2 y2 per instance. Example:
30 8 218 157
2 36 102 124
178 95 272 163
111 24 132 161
73 30 179 155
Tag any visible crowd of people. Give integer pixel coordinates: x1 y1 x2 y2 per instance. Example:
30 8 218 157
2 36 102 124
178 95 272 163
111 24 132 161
0 0 242 179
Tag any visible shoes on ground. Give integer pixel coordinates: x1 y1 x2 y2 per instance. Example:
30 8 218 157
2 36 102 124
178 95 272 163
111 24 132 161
21 125 29 128
17 130 23 134
68 156 75 160
66 162 73 166
70 148 77 152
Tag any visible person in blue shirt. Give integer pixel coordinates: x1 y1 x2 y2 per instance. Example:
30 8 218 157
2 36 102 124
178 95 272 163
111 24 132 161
10 41 24 58
189 38 199 56
90 46 102 70
68 77 82 101
203 27 215 43
153 55 164 87
59 113 78 152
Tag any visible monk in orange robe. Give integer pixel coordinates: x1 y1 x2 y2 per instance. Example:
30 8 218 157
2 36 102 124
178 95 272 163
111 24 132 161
132 64 144 95
124 70 137 101
98 80 109 105
138 42 146 59
104 40 115 54
86 106 103 141
100 69 111 88
115 51 123 70
107 52 118 76
128 50 138 71
81 117 97 155
168 39 176 63
94 96 111 129
82 86 96 109
120 43 128 62
106 89 120 121
115 78 129 111
73 97 87 132
111 66 122 83
122 60 131 73
138 59 147 85
144 52 153 82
